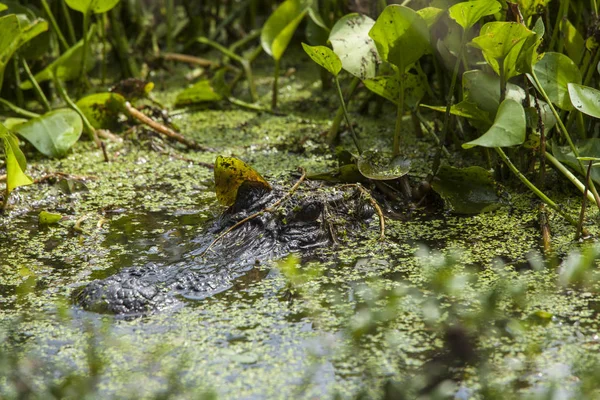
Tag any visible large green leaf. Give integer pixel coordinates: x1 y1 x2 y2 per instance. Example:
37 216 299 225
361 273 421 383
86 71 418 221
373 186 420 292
369 5 429 72
432 165 501 214
568 83 600 119
463 99 526 149
260 0 309 61
329 13 379 80
0 14 48 92
530 52 582 111
362 72 426 109
20 28 96 89
75 92 126 129
0 125 32 194
301 43 341 76
65 0 120 14
561 19 584 63
462 70 556 131
448 0 502 31
471 21 534 80
417 7 444 28
14 109 83 158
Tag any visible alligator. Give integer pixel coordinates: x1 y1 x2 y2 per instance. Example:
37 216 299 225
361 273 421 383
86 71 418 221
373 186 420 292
75 178 376 315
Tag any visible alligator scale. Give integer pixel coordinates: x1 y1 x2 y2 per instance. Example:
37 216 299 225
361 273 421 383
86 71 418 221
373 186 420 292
75 170 376 315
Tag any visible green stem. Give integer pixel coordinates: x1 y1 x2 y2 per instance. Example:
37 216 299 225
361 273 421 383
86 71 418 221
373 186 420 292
549 0 569 51
415 110 451 158
496 147 578 226
327 77 360 145
545 152 596 203
532 71 600 209
22 59 51 112
53 74 99 146
584 46 600 87
13 56 23 107
79 10 91 85
60 0 77 45
272 58 280 110
0 98 40 118
440 32 468 159
393 73 405 157
197 37 258 102
40 0 70 51
334 76 362 154
166 0 174 52
499 59 506 103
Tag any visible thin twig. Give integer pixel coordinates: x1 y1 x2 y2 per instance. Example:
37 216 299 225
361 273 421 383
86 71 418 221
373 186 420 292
123 102 212 151
198 168 307 257
341 183 386 241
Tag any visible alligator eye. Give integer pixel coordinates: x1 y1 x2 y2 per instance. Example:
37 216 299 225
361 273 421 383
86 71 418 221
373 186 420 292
356 202 375 219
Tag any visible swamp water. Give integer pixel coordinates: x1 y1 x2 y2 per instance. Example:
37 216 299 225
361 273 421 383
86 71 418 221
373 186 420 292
1 62 600 399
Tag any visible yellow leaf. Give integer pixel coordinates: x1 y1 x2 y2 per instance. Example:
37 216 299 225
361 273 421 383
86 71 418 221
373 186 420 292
214 156 271 206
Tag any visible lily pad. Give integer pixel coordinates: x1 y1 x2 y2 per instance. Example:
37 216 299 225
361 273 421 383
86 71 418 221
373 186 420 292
329 13 379 80
14 109 83 158
432 165 501 214
65 0 120 14
214 156 272 206
357 151 410 180
175 80 223 107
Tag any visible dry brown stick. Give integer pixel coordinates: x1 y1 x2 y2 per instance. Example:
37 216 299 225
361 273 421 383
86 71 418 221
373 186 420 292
198 168 307 258
354 184 385 241
123 102 212 151
161 52 220 68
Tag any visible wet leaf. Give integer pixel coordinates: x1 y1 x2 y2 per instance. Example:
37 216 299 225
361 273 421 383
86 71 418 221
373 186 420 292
14 109 83 158
362 72 426 109
463 99 526 149
369 5 429 72
552 139 600 184
462 70 556 131
417 7 444 28
20 27 96 89
0 13 48 92
471 21 534 80
39 210 62 225
301 43 341 76
65 0 120 14
76 92 125 129
261 0 309 61
421 101 492 125
357 151 410 180
329 13 379 79
0 125 32 194
561 19 584 63
448 0 501 31
530 52 581 111
175 79 223 107
432 165 501 214
214 156 272 206
568 83 600 119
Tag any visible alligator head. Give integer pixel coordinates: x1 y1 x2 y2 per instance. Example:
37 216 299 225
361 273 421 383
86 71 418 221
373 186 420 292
74 180 375 316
